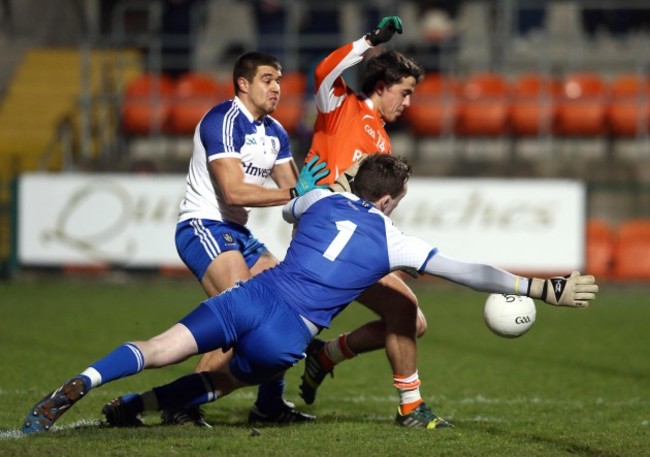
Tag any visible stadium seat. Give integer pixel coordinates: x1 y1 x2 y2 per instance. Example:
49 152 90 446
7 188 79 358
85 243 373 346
168 73 229 135
612 219 650 280
272 71 307 134
586 219 615 279
456 73 510 136
404 73 460 136
510 73 561 136
122 73 175 135
606 74 650 137
555 72 607 136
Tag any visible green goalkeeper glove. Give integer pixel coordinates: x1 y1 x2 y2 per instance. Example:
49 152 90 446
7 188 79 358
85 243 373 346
291 155 330 198
527 271 599 308
365 16 403 46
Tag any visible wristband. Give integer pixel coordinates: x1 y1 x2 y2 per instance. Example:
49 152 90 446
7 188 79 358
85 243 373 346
289 187 299 199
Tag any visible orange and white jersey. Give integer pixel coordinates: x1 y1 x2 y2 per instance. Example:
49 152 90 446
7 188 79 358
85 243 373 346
305 37 391 184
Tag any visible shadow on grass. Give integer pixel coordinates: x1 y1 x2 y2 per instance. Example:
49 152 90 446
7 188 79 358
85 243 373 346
470 423 624 457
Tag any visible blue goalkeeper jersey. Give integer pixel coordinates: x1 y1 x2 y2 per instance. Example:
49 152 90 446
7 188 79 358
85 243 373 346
255 189 438 328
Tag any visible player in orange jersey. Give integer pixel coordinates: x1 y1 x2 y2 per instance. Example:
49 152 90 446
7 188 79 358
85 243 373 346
304 17 424 184
300 17 433 420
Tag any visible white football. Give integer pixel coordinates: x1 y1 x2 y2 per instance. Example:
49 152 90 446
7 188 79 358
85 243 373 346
484 293 536 338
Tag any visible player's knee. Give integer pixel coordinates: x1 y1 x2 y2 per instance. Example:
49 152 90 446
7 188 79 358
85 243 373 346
415 308 427 338
378 294 418 321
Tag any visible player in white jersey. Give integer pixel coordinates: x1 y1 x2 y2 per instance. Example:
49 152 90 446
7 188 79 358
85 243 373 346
23 155 599 434
167 51 328 426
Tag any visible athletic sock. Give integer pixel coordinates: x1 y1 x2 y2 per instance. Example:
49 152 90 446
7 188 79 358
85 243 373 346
321 334 357 371
139 391 156 412
394 371 423 415
152 372 217 411
86 342 145 387
254 377 285 414
120 393 145 415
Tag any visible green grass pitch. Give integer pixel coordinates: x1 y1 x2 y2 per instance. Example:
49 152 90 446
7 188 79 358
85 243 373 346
1 277 648 456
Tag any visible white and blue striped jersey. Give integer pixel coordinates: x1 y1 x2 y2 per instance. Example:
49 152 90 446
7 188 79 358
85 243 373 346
178 96 293 226
255 189 437 328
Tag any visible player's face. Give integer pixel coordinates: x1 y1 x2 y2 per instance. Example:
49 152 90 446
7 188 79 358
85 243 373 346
381 185 408 217
378 76 418 123
246 65 282 119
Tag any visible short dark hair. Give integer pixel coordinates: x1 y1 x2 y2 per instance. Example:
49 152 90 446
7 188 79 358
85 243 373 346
354 154 413 201
361 50 424 95
232 52 282 95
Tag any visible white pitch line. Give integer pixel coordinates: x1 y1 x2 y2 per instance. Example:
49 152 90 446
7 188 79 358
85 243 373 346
0 419 101 440
4 391 646 441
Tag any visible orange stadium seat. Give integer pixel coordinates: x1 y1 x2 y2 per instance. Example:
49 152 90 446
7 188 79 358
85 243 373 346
404 73 460 136
456 73 510 136
586 219 615 279
606 74 650 137
122 73 175 135
612 219 650 280
555 72 608 136
272 71 307 135
168 73 230 135
510 73 561 136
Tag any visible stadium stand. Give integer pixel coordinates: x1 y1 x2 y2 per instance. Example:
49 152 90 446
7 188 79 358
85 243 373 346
555 72 608 136
456 73 510 136
606 74 650 137
120 70 306 137
121 73 175 136
586 219 616 279
167 73 230 135
612 219 650 280
510 73 561 137
0 49 85 172
404 73 460 136
0 48 141 171
115 69 650 144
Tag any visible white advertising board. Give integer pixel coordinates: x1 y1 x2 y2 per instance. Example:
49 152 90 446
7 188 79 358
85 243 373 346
18 174 187 267
390 178 586 274
18 174 585 274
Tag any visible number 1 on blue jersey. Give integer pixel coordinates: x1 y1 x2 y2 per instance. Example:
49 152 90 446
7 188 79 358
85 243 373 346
323 220 357 261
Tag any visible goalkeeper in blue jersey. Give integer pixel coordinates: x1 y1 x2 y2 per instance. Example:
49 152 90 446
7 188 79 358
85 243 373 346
22 155 599 434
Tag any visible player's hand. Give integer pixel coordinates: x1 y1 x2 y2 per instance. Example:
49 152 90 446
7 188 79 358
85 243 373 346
294 155 330 196
365 16 403 46
329 154 368 193
528 271 599 308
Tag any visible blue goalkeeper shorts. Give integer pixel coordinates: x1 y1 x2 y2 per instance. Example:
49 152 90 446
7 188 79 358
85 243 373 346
179 279 312 385
175 218 267 281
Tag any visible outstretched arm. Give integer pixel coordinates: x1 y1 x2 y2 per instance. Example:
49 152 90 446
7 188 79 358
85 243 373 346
314 16 404 114
423 253 524 294
313 39 370 114
422 253 598 308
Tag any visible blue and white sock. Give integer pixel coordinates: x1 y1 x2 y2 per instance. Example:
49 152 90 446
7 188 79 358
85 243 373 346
84 342 145 388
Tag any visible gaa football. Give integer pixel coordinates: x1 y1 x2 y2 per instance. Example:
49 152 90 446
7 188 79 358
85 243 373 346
484 293 536 338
